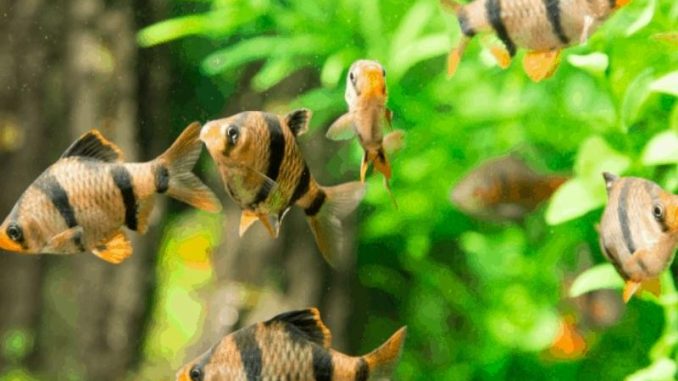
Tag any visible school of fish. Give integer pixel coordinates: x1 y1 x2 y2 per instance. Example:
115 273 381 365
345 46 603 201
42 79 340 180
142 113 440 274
0 0 668 377
176 308 406 381
442 0 630 81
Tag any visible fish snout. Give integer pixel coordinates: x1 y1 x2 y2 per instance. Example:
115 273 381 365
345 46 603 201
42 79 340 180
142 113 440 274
0 226 24 253
199 121 224 147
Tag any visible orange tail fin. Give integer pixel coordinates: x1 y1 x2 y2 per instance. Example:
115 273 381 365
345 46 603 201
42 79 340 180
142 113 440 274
157 122 222 213
363 327 407 379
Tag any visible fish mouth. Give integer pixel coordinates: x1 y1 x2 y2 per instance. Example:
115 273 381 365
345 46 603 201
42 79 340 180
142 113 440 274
0 231 23 252
615 0 630 7
364 69 386 97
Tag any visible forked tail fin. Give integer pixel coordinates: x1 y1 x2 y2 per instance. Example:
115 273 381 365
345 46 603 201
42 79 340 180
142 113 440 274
306 181 365 266
156 122 222 212
363 327 407 380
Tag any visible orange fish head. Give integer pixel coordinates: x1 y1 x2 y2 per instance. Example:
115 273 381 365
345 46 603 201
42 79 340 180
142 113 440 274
658 192 678 232
175 364 193 381
200 115 250 160
349 60 387 100
0 218 27 253
614 0 630 8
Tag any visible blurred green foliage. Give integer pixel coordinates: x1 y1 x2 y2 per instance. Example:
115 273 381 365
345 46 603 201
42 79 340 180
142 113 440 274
131 0 677 380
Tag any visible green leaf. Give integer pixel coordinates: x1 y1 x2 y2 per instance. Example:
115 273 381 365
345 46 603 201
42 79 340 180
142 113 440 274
569 263 624 298
251 58 297 91
626 358 677 381
567 53 609 76
390 1 435 52
201 36 284 75
649 71 678 97
545 178 605 225
137 15 210 47
641 130 678 165
390 34 451 80
621 69 654 132
574 136 631 181
625 0 656 37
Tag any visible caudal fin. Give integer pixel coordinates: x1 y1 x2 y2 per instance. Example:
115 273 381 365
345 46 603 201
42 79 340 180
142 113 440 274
306 181 365 266
156 122 222 212
363 327 407 380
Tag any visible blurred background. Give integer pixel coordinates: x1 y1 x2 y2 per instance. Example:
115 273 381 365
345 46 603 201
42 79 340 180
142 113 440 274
0 0 676 380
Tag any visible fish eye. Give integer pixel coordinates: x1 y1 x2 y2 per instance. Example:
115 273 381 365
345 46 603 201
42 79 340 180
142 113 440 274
189 366 202 381
349 71 356 84
382 67 386 77
653 203 665 221
226 126 239 145
6 224 22 242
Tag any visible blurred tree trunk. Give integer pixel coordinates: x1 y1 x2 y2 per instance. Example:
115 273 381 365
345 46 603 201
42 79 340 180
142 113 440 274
0 0 169 379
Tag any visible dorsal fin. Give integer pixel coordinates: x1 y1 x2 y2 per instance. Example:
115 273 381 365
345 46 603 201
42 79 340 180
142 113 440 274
285 109 312 136
61 130 123 162
267 308 332 347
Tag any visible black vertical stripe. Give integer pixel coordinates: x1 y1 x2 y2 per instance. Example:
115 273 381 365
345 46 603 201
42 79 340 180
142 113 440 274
251 113 286 206
154 165 169 194
617 180 637 255
312 345 334 381
304 191 327 217
355 358 370 381
35 174 78 228
289 164 311 207
486 0 517 56
234 330 262 381
111 166 138 231
544 0 570 44
608 0 616 9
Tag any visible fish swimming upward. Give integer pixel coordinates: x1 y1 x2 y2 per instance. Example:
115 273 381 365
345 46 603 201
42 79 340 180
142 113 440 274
0 123 222 264
200 109 365 264
441 0 629 81
176 308 407 381
326 60 405 199
599 173 678 302
450 155 567 221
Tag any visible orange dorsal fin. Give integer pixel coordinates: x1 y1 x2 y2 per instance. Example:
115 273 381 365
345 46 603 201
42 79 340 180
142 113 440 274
91 231 132 264
61 130 123 162
267 308 332 347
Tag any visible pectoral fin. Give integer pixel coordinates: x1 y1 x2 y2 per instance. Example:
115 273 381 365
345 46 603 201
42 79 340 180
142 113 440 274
523 50 561 82
92 231 132 264
44 226 85 254
447 37 470 77
383 130 405 156
326 113 356 141
623 278 661 303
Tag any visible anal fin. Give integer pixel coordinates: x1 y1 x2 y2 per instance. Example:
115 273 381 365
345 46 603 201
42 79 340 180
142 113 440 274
623 278 661 303
490 45 512 69
92 231 132 264
523 50 561 82
447 37 469 77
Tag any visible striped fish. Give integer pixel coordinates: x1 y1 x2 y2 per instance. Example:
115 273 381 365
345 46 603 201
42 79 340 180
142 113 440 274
450 155 567 221
176 308 407 381
599 173 678 302
442 0 629 81
200 109 365 265
0 123 222 264
327 60 404 204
